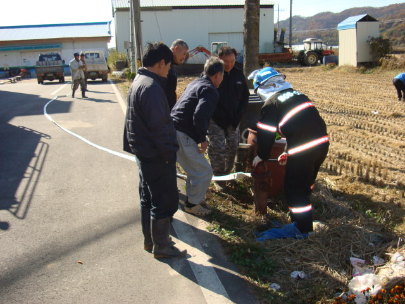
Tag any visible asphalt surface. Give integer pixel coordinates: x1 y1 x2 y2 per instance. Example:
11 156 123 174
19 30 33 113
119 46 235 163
0 77 258 304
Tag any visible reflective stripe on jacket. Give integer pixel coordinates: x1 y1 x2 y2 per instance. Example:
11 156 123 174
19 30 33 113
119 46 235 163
256 88 328 160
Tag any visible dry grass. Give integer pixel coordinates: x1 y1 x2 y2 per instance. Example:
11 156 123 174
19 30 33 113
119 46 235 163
113 64 405 303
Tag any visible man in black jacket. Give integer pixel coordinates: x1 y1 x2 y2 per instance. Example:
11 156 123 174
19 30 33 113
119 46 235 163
123 42 186 258
171 57 224 216
164 39 189 110
207 46 249 190
251 67 329 234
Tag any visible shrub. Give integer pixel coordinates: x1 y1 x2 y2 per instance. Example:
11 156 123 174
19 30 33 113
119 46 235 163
107 49 128 71
368 36 393 64
125 69 136 80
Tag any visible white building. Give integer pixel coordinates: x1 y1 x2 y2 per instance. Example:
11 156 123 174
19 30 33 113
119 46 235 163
0 22 111 76
337 14 379 67
111 0 276 57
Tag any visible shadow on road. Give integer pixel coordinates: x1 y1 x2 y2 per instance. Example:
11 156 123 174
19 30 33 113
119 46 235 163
0 90 72 227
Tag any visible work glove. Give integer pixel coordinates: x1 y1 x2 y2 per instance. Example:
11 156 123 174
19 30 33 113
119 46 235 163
252 155 263 168
278 152 288 165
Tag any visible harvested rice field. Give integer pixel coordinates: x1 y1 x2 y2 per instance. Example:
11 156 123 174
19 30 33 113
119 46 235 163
177 65 405 303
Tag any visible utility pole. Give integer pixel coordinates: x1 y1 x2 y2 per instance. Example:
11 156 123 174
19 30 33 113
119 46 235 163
243 0 260 89
129 0 136 72
289 0 293 47
278 4 280 32
130 0 143 72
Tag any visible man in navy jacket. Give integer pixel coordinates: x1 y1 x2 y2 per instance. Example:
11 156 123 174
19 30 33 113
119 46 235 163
124 42 186 259
171 57 224 216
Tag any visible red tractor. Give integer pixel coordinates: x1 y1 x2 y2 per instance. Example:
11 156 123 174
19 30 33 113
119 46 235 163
297 38 335 66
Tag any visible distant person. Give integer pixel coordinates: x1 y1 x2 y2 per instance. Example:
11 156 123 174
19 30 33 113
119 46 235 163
80 52 88 92
164 39 189 110
207 46 249 191
393 72 405 102
69 52 87 98
123 42 186 259
171 57 224 216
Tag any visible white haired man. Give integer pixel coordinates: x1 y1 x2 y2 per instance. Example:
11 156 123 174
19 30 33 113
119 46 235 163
164 39 189 110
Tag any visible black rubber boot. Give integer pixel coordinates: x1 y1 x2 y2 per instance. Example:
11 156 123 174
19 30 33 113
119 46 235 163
82 90 88 98
151 217 187 259
141 209 153 251
71 91 75 98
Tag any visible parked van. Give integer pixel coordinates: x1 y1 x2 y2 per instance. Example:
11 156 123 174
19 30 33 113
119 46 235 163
83 51 109 82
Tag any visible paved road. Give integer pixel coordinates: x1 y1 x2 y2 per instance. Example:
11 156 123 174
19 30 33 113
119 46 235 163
0 77 258 304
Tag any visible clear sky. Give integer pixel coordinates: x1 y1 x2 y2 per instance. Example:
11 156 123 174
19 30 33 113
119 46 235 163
0 0 403 47
276 0 404 22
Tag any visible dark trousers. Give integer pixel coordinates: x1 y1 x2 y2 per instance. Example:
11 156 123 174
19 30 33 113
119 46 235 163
284 143 329 233
136 155 179 220
393 78 405 100
71 78 85 95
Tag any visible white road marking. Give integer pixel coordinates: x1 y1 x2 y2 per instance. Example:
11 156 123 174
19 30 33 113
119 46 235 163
109 80 127 114
172 212 232 303
43 96 134 162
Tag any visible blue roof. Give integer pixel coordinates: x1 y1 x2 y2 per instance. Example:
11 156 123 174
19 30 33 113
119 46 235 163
337 14 378 30
0 22 111 42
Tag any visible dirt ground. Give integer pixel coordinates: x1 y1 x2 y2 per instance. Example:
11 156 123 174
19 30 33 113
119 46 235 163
115 64 405 303
175 65 405 303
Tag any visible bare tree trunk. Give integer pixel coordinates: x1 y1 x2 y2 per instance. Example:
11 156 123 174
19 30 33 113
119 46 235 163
243 0 260 89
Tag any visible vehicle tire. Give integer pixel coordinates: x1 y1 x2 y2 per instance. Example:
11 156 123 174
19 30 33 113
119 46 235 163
304 52 318 66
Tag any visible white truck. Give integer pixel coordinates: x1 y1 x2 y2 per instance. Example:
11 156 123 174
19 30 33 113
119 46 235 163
35 52 65 84
82 51 109 82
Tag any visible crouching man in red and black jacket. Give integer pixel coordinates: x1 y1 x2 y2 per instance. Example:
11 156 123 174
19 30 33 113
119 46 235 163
251 67 329 234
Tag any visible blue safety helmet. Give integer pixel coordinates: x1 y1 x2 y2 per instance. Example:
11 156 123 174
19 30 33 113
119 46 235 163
253 67 286 89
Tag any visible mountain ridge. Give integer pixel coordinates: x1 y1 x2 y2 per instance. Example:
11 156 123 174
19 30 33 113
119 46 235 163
276 3 405 46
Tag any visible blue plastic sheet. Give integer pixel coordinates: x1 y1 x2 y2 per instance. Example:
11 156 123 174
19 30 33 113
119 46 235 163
255 222 308 241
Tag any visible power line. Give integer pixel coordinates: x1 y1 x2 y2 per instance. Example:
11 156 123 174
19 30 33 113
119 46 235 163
151 0 162 41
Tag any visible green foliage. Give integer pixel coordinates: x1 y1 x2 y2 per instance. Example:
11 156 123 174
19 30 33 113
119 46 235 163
107 49 128 71
229 243 278 280
125 70 136 80
206 223 235 240
368 36 393 63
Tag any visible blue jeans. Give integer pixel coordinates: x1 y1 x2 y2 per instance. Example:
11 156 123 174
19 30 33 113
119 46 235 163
176 131 213 205
136 155 179 220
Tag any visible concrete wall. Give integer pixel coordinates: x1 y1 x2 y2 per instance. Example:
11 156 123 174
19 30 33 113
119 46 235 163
115 10 131 53
0 40 108 74
115 6 274 55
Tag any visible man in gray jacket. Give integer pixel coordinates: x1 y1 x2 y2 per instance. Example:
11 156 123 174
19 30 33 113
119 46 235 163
123 42 186 259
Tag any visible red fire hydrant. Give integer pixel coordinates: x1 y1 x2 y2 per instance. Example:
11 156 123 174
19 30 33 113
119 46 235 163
251 161 272 214
248 128 286 214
